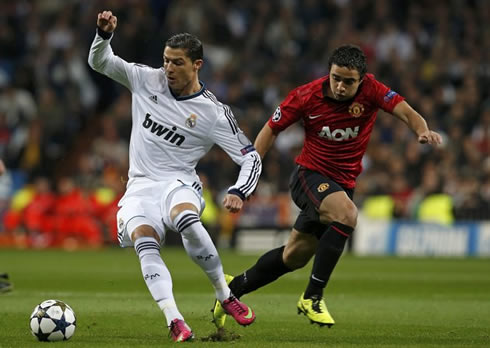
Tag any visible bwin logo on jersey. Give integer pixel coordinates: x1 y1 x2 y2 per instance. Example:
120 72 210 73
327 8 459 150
143 113 186 146
318 126 359 141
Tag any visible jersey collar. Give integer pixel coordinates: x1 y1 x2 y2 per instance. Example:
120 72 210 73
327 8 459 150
169 81 205 101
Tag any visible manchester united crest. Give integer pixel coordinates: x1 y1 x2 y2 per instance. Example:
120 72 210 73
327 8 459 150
348 102 364 118
317 183 329 192
185 114 197 128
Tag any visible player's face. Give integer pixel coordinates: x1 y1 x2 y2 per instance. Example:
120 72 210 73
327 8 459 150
329 64 363 101
163 47 202 95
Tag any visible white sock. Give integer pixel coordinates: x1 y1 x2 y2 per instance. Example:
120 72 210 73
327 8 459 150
174 210 230 302
134 237 184 325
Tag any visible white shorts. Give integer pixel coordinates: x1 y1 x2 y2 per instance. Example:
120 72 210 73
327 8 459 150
116 178 205 248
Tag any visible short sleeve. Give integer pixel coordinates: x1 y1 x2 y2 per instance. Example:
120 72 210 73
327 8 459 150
267 87 305 134
372 78 405 114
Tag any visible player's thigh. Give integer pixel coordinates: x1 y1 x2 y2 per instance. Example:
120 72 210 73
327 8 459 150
117 197 165 247
289 166 349 222
290 166 356 227
283 228 317 270
318 191 358 226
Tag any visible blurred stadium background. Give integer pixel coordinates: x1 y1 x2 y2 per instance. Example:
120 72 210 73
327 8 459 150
0 0 488 256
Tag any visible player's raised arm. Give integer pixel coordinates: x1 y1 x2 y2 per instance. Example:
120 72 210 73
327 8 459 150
88 10 140 91
391 100 443 145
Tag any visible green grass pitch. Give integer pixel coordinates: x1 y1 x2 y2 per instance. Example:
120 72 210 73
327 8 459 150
0 248 489 347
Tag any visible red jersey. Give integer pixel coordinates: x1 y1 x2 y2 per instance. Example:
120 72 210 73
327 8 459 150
268 74 404 188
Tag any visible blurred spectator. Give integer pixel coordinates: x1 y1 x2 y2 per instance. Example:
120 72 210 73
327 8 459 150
91 115 128 169
51 177 102 248
20 176 56 247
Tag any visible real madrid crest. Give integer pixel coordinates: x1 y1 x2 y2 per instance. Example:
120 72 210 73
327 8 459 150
348 102 364 118
317 183 329 192
185 114 197 128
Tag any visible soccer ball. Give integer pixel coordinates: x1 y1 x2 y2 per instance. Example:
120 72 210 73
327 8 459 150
29 299 76 341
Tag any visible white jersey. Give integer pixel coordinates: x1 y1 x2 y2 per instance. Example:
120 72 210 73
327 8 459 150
88 31 261 198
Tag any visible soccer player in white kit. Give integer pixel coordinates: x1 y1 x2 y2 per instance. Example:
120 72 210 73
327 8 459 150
88 10 261 342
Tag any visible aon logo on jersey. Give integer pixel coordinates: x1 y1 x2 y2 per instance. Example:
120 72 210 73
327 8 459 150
318 126 359 141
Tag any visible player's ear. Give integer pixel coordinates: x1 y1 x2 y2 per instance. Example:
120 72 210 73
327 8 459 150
193 59 203 72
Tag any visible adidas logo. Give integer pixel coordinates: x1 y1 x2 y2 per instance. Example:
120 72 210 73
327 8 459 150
149 95 158 104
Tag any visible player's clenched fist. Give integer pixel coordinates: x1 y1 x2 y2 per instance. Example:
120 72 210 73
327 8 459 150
418 130 442 145
223 194 244 213
97 10 117 33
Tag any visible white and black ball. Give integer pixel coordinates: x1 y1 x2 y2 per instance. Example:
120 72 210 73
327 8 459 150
29 299 76 341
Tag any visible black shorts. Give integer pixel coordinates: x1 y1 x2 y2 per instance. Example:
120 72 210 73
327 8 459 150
289 166 354 239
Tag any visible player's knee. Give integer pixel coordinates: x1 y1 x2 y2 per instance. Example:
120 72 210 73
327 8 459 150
172 209 201 234
318 199 358 228
131 225 160 243
170 203 199 221
340 202 358 227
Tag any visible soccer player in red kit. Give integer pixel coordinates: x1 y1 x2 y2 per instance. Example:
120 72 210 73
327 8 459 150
213 44 442 328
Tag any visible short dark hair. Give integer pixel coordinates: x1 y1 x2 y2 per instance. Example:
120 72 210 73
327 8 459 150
328 44 367 78
165 33 203 62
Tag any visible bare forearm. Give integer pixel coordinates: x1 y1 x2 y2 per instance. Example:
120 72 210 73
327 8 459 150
392 101 428 136
392 101 442 145
254 123 277 159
